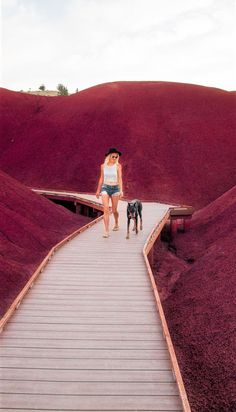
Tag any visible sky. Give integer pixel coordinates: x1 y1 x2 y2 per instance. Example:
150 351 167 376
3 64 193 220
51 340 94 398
1 0 236 93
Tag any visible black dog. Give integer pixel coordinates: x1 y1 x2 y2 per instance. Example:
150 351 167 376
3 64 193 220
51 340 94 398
126 199 143 239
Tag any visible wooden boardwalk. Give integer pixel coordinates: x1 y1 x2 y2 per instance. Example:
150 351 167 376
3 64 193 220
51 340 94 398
0 194 185 411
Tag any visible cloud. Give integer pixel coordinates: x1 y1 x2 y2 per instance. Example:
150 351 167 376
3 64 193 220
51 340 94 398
1 0 235 92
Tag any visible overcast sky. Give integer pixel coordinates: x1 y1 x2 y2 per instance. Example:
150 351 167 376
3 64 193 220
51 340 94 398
1 0 235 92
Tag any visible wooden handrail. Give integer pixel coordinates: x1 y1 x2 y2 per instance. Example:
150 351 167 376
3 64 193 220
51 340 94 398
142 209 191 412
30 187 193 210
31 190 106 212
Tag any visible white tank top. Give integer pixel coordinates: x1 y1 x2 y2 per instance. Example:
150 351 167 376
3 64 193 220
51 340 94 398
103 163 118 184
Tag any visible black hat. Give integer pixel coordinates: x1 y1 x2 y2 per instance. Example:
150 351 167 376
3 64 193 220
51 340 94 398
105 147 122 157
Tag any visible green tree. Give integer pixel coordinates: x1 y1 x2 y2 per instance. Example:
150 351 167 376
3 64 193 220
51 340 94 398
57 83 68 96
39 84 46 91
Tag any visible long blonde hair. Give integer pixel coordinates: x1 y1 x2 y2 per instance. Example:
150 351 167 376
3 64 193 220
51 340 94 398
104 154 120 166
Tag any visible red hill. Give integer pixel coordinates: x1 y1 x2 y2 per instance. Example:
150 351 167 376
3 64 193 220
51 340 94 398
153 185 236 411
0 82 235 209
0 169 91 318
0 81 236 410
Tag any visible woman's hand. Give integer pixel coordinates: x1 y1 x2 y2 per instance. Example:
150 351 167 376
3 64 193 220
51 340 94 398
95 191 100 199
119 191 124 199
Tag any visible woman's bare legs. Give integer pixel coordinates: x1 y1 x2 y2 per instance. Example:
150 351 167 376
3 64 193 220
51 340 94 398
101 194 110 234
111 194 120 228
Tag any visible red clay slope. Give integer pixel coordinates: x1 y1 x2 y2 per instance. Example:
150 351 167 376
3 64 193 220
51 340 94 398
1 82 236 209
153 185 236 411
0 169 92 318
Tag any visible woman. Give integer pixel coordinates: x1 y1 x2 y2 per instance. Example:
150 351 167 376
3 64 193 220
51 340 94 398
96 148 123 237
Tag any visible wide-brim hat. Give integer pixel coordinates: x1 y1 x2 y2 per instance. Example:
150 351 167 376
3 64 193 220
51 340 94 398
105 147 122 157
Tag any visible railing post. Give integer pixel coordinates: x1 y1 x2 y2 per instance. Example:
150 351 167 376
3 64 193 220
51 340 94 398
75 202 82 214
170 219 178 237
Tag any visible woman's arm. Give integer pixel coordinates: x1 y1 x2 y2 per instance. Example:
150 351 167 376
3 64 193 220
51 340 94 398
96 165 103 198
117 164 123 196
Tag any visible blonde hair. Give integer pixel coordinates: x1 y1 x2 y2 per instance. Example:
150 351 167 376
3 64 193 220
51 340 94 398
104 153 120 166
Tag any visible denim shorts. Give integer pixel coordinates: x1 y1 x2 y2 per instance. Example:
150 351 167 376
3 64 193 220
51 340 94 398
101 184 120 197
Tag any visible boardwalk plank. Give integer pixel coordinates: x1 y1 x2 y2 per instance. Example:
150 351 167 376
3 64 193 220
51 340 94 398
0 380 178 395
5 313 161 324
0 338 166 350
30 284 153 290
1 330 164 340
13 304 156 312
0 393 182 410
0 368 176 382
0 357 172 370
0 347 169 359
17 295 157 303
0 410 181 412
4 323 161 333
21 290 155 295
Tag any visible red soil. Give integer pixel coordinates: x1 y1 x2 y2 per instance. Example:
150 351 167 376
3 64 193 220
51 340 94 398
0 82 236 410
153 185 236 411
1 82 236 209
0 169 92 318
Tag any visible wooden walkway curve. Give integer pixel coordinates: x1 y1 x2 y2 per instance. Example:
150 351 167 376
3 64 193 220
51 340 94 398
0 193 189 411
